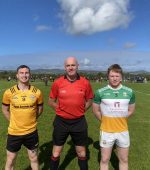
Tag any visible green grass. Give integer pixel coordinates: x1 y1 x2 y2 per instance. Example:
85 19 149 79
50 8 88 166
0 80 150 170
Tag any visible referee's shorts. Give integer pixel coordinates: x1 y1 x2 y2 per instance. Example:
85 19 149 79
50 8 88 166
52 115 88 146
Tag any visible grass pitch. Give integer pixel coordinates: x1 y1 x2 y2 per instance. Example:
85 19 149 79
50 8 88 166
0 80 150 170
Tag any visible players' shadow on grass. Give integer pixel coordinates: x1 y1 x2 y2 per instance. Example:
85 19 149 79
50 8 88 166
24 141 53 170
38 141 53 170
24 138 93 170
93 141 119 170
58 137 93 170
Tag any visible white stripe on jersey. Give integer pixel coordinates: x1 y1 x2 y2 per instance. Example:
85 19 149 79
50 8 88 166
100 99 130 117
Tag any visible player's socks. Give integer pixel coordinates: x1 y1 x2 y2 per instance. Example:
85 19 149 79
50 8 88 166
50 156 60 170
78 156 88 170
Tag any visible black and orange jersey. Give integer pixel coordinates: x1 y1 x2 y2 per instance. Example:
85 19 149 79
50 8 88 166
2 85 43 135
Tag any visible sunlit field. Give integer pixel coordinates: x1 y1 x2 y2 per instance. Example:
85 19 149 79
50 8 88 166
0 80 150 170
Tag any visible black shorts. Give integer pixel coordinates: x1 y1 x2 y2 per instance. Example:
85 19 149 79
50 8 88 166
53 115 88 146
7 130 39 152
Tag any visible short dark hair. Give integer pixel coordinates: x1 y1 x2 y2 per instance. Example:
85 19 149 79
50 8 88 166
17 65 31 73
107 64 123 76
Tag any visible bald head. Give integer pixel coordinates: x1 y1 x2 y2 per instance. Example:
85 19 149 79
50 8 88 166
64 57 78 66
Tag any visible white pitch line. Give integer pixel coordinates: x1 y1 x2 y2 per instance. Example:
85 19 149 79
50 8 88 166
135 90 150 96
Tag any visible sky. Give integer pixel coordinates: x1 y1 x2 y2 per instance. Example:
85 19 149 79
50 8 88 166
0 0 150 71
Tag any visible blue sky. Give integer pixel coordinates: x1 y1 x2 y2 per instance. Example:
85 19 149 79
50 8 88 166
0 0 150 71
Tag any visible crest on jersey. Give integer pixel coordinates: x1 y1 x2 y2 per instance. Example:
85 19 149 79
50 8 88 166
30 95 35 100
123 92 127 97
12 96 18 100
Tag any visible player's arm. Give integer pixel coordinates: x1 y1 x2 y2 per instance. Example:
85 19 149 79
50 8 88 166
48 97 58 110
128 90 136 117
92 102 102 120
85 80 94 112
85 99 92 111
2 104 10 121
48 80 59 110
36 104 43 118
128 103 135 117
36 90 44 118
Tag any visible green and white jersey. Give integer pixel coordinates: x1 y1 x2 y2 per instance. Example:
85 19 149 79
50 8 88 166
93 84 135 132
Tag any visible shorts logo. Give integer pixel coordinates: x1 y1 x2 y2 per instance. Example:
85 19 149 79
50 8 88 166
102 140 107 144
34 142 39 147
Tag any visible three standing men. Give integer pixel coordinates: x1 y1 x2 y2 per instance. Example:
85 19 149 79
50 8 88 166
2 62 135 170
93 64 135 170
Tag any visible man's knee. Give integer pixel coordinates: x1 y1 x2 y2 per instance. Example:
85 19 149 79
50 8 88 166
52 146 63 158
52 151 61 158
76 146 86 157
6 151 17 168
101 156 110 164
119 156 128 164
29 153 38 163
28 149 38 163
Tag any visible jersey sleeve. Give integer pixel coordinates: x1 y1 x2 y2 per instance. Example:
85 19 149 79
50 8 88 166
2 90 10 105
49 81 58 99
93 90 101 104
129 90 135 104
85 80 94 100
37 90 44 105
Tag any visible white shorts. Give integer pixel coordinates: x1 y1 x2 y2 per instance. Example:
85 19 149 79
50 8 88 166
100 131 130 148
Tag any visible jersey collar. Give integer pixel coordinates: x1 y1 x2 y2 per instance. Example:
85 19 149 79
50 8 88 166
64 73 80 82
108 84 122 90
17 84 31 90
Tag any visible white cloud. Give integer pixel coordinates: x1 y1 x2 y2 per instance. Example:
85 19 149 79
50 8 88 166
124 42 136 49
80 58 91 66
36 25 51 32
57 0 133 34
